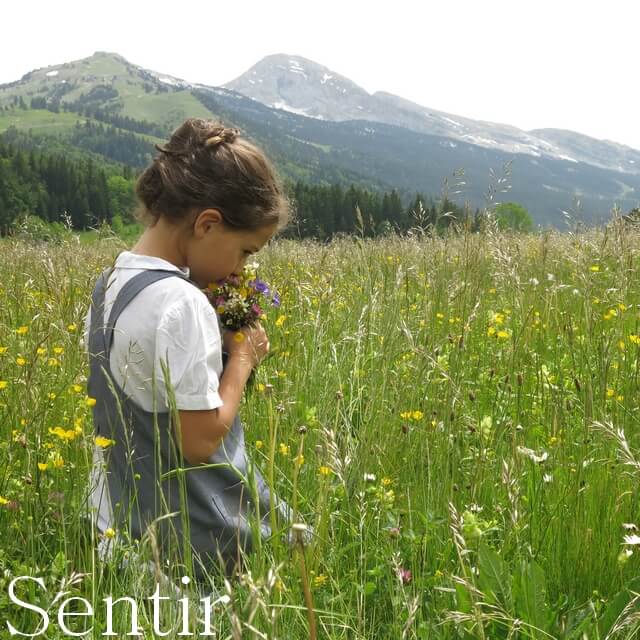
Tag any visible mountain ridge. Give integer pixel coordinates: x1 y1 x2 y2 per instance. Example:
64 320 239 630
0 51 638 227
223 53 640 175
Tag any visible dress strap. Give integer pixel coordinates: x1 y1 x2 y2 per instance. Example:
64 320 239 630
104 269 198 356
88 266 115 362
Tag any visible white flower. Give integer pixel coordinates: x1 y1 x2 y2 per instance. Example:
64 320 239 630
622 523 638 532
543 473 553 483
529 277 539 286
516 445 548 464
547 273 555 281
364 473 376 482
623 534 640 545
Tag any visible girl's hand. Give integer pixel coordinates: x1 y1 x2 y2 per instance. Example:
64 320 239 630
222 321 270 369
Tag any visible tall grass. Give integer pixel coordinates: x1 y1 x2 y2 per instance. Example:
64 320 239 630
1 220 640 638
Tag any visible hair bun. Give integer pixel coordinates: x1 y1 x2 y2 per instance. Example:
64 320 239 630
204 127 239 149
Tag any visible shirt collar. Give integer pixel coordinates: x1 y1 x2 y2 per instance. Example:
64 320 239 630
114 251 190 278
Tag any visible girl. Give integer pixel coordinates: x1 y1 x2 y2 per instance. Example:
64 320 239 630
84 118 297 585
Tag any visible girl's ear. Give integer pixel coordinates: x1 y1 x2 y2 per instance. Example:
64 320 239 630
192 208 223 235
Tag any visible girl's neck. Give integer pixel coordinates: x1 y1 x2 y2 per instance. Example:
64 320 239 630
130 218 188 268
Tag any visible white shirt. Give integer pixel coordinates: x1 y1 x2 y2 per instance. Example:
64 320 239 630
82 251 224 412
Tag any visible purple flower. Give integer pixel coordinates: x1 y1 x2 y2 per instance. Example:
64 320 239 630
253 279 270 296
272 292 281 307
397 568 412 584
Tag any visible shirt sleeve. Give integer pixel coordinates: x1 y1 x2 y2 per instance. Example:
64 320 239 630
155 296 224 411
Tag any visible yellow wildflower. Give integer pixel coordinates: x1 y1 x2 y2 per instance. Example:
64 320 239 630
38 462 48 471
67 323 77 332
0 496 9 505
36 347 47 356
275 315 287 327
52 455 64 468
606 388 615 398
48 358 59 367
16 326 29 335
104 528 116 539
71 384 83 393
53 347 64 355
313 574 328 588
497 330 510 339
86 397 96 407
16 357 26 366
487 326 496 337
295 453 305 466
319 465 332 476
48 427 77 442
0 381 7 390
0 346 8 354
589 265 600 272
255 440 264 449
279 442 290 456
95 436 115 448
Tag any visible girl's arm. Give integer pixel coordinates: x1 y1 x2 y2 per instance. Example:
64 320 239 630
174 322 269 465
176 353 253 465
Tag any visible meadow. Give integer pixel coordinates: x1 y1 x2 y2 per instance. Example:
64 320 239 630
1 219 640 638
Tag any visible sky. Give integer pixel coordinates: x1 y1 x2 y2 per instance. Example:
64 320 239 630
3 0 639 150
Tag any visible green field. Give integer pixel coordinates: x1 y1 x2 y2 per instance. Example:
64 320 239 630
0 108 83 136
1 224 640 638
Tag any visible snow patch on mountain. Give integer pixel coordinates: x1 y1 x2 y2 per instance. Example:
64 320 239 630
289 59 308 79
272 100 324 119
441 116 462 128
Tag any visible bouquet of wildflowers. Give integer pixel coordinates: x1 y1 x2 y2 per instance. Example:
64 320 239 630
204 261 281 332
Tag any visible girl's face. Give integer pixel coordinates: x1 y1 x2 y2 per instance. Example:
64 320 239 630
186 208 277 288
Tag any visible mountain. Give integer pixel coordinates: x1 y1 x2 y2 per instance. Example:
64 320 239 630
1 51 638 227
224 54 640 177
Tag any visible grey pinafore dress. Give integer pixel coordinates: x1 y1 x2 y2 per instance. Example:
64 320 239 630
85 265 292 579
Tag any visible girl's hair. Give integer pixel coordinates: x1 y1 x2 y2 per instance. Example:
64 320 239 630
134 118 293 232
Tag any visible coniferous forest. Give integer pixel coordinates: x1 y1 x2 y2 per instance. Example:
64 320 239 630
0 132 476 239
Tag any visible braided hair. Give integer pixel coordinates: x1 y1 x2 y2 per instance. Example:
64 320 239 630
134 118 292 232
